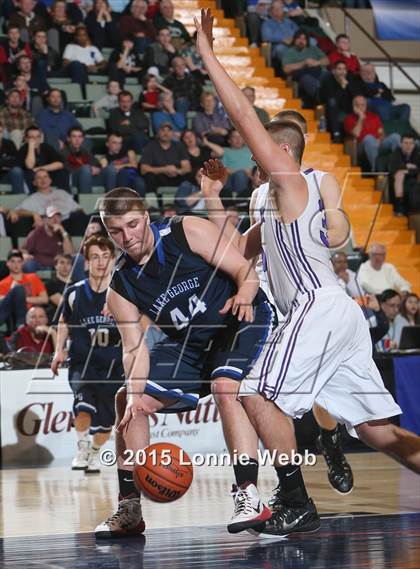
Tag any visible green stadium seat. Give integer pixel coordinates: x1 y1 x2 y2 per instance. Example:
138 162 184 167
79 117 106 131
49 77 71 85
56 83 84 104
145 193 159 210
1 194 24 209
126 77 140 85
86 84 107 102
88 75 109 84
37 269 53 280
92 186 105 194
125 85 142 100
79 194 102 212
0 236 12 260
0 183 12 193
102 48 113 61
157 186 177 205
187 111 197 129
71 236 84 251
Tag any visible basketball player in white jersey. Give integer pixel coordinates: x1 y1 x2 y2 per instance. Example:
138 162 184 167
250 109 354 499
195 10 420 537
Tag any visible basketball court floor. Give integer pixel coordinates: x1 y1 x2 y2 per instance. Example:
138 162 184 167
0 452 419 568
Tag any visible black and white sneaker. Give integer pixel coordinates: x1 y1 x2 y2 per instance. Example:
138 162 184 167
316 433 354 494
227 482 272 534
268 483 286 511
258 498 320 537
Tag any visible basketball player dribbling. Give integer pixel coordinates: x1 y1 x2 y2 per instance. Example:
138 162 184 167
195 8 420 537
94 188 280 537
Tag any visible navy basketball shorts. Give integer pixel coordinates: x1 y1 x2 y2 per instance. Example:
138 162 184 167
139 296 278 413
69 365 124 434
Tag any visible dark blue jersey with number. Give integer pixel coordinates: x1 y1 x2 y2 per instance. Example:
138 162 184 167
110 217 253 350
62 279 123 375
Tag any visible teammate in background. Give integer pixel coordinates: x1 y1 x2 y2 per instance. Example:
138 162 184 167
249 109 353 496
94 187 278 538
51 236 124 474
196 9 420 537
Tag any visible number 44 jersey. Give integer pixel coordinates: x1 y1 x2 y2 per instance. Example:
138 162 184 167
62 279 123 374
110 217 238 351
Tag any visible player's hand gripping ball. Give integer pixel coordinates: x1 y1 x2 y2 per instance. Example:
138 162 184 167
134 443 193 502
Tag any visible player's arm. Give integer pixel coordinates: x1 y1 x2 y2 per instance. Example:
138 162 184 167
319 173 350 249
182 216 260 322
106 287 153 426
194 10 297 188
201 160 262 260
51 314 69 375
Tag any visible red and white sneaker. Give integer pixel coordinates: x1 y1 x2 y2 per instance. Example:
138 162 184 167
227 482 272 534
95 496 145 539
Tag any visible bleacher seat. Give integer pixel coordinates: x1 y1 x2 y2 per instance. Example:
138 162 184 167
79 117 106 132
71 236 84 251
125 85 142 100
145 193 159 210
1 194 24 209
79 194 102 212
49 77 71 85
157 186 177 205
86 84 107 103
55 84 84 105
0 236 12 260
88 75 109 84
0 184 12 194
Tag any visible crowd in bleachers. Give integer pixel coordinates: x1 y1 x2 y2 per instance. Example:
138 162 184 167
0 0 418 354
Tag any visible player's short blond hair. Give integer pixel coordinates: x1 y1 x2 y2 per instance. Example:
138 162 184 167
271 109 308 135
264 120 305 164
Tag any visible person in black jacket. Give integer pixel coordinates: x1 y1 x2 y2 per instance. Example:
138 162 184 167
320 60 361 141
359 63 410 123
108 90 150 152
388 134 420 215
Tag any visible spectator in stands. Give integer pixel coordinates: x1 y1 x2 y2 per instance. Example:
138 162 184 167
261 1 298 76
242 86 270 124
47 0 80 55
246 0 271 47
332 251 365 298
358 243 411 295
85 0 119 50
100 133 145 195
0 123 19 189
320 60 361 142
10 306 55 353
10 169 89 238
61 127 102 194
139 73 171 112
388 134 420 216
377 289 404 349
119 0 156 52
154 0 190 44
328 33 361 75
140 122 191 194
180 32 208 82
11 55 48 113
144 27 178 75
344 95 401 172
108 38 144 86
30 29 60 79
359 63 411 123
400 293 420 326
162 56 202 113
37 89 80 149
62 25 107 97
180 129 223 176
8 0 47 43
0 250 28 327
152 92 186 137
108 90 150 152
175 169 205 214
45 253 73 323
222 129 254 196
0 88 34 148
13 125 68 193
92 79 120 118
282 30 329 107
0 25 32 84
21 206 74 272
193 91 230 145
0 249 48 318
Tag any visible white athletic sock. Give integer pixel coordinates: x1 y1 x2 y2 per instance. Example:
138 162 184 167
76 428 90 443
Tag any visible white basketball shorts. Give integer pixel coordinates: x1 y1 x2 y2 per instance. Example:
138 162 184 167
240 286 402 437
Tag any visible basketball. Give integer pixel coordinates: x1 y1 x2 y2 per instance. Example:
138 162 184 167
133 443 193 503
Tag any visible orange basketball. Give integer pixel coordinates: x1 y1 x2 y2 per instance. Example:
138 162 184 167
133 443 193 503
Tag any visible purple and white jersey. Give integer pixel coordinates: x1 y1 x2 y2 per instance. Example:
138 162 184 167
261 168 338 315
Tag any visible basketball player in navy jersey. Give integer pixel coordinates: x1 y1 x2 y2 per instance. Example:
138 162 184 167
94 187 280 537
195 9 420 537
248 109 354 498
51 236 124 473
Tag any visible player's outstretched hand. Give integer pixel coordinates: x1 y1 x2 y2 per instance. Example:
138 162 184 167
220 294 254 323
117 393 154 431
194 8 214 54
51 351 65 375
203 159 228 184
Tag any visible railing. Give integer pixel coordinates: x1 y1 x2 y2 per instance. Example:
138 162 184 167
325 2 420 94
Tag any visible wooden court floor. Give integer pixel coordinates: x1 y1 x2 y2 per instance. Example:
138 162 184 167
0 452 419 568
